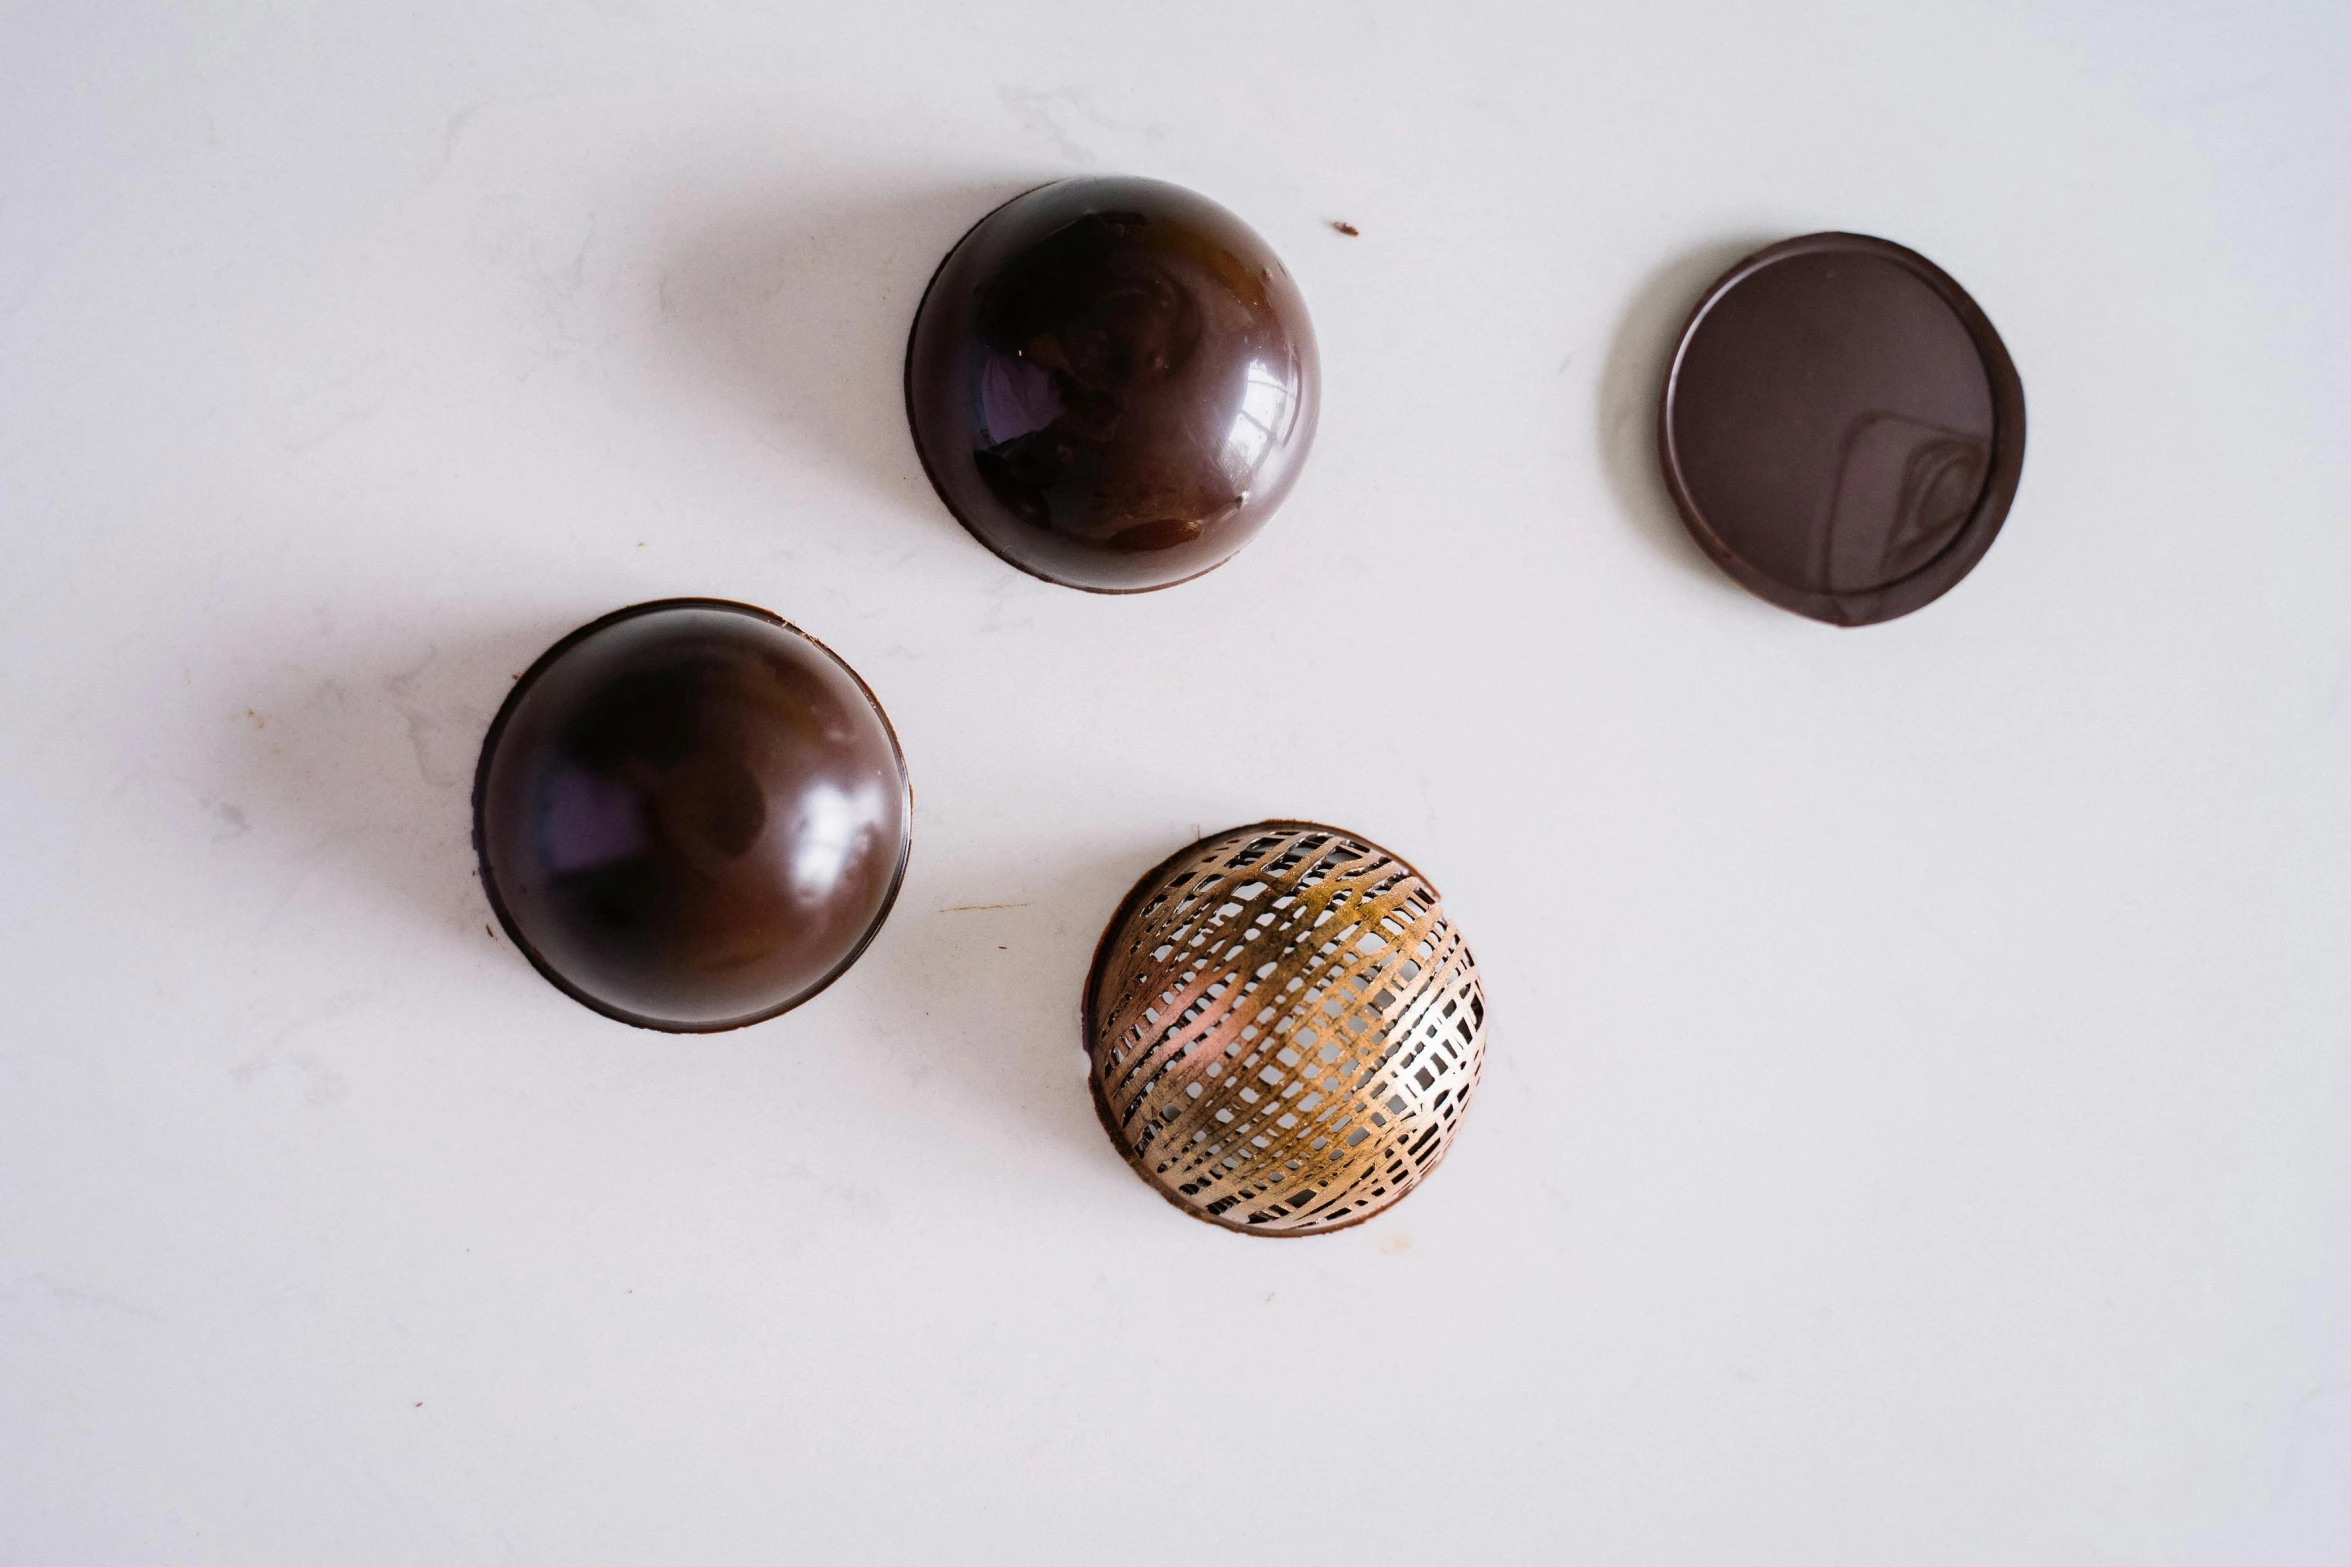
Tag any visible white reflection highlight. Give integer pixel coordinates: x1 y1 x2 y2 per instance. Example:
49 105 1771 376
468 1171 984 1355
1221 357 1293 481
790 781 884 899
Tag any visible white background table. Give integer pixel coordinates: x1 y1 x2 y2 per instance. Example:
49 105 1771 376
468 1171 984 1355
4 2 2347 1561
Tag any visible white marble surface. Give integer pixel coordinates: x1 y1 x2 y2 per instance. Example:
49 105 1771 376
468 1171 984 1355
3 3 2348 1561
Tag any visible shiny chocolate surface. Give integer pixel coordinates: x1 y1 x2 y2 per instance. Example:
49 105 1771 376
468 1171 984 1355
1660 233 2025 625
474 600 910 1031
905 177 1319 592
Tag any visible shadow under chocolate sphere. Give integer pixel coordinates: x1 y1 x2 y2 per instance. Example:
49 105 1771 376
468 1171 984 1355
905 176 1320 593
475 599 911 1032
654 177 1040 539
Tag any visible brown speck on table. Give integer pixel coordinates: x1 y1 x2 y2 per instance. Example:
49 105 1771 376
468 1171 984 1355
414 1401 423 1408
485 924 494 938
1331 221 1360 237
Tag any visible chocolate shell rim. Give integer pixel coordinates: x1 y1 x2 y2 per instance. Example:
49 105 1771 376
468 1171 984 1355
1079 818 1465 1239
472 596 914 1034
1657 231 2028 627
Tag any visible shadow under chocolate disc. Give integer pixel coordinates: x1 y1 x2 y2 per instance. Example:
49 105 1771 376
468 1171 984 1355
474 599 911 1032
905 177 1319 593
1659 233 2025 626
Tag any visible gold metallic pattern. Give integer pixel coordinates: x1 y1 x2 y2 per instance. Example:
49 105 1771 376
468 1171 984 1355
1085 822 1486 1236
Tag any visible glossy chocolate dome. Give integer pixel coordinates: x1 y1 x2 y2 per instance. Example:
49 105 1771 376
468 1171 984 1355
474 600 911 1031
905 177 1319 592
1660 233 2026 626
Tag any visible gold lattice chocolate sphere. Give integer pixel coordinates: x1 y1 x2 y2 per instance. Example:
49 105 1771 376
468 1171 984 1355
1084 821 1487 1235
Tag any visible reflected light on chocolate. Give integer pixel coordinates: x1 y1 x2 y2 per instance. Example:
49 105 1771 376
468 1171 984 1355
1659 233 2026 626
905 177 1320 592
474 600 911 1032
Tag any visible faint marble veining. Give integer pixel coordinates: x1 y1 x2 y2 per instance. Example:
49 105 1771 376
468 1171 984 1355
996 86 1164 163
423 98 488 182
381 650 480 791
998 86 1109 162
229 988 367 1106
277 352 419 454
0 1274 161 1321
218 615 567 944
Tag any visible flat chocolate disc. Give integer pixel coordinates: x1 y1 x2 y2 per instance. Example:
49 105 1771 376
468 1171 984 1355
904 177 1319 593
474 599 911 1032
1659 233 2025 625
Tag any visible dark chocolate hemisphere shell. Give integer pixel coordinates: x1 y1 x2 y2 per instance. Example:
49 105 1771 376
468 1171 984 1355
906 178 1320 593
474 600 911 1031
